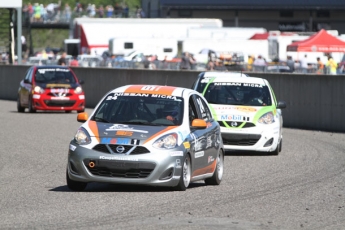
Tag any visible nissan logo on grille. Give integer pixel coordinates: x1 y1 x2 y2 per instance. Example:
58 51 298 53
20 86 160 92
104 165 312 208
231 122 238 127
116 146 125 153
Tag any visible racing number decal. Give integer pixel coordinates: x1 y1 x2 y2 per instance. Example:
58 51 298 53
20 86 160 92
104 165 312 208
141 86 157 91
106 95 118 100
131 139 140 145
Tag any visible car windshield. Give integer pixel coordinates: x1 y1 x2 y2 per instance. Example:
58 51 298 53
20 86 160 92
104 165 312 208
91 93 184 126
202 82 272 106
34 68 77 84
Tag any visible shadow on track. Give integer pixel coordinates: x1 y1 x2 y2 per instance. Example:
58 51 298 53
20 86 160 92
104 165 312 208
50 181 207 193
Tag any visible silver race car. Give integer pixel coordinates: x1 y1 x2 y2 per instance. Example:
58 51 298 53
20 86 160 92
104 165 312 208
67 85 224 191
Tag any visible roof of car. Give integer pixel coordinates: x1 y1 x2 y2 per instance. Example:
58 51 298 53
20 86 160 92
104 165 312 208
110 85 198 97
202 71 249 78
34 65 70 69
201 74 267 85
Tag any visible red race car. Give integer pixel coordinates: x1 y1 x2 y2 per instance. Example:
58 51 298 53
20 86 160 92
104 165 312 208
17 65 85 113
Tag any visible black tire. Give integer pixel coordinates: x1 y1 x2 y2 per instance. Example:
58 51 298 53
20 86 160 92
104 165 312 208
205 149 224 185
279 139 282 152
17 96 25 113
28 97 36 113
65 110 72 113
173 154 191 191
66 170 87 191
270 140 280 156
77 109 85 113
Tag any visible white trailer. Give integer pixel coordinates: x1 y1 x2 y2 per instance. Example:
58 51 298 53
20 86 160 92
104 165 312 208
187 27 267 40
109 37 178 60
182 38 269 63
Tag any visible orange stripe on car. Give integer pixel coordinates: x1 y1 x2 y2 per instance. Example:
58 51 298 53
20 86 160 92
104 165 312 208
143 126 177 144
124 85 177 95
88 120 100 143
192 160 217 177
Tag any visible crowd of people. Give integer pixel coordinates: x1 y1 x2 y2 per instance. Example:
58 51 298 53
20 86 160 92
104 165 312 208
22 1 145 24
244 53 344 75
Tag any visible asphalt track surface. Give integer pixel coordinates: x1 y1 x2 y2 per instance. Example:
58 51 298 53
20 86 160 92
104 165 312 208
1 99 345 230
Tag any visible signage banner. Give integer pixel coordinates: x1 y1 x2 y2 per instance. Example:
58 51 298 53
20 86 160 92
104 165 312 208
0 0 22 8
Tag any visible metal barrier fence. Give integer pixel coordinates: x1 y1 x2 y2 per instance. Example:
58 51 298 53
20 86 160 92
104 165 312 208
21 57 345 75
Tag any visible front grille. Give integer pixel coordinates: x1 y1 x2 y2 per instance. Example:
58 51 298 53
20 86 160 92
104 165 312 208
130 146 150 155
83 159 155 178
222 133 261 146
92 144 150 155
93 144 110 153
44 100 76 107
218 121 256 128
108 145 134 153
47 93 73 97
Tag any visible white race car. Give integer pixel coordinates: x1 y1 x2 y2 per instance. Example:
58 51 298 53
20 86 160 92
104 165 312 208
193 72 286 155
66 85 224 191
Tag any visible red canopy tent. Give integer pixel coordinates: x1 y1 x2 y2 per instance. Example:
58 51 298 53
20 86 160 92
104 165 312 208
287 29 345 52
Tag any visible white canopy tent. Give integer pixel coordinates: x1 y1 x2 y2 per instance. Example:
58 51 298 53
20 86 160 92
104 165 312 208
0 0 22 64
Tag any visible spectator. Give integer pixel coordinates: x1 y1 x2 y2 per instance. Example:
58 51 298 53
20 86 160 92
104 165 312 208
106 5 114 18
58 52 67 66
28 3 34 22
98 5 104 18
86 4 92 16
253 55 266 72
206 60 215 71
214 59 227 71
286 56 295 73
316 57 324 74
180 52 195 70
136 7 145 18
161 56 169 69
33 3 41 22
40 4 47 23
299 54 308 73
326 56 338 75
114 3 122 17
123 4 129 18
21 36 27 59
74 3 83 17
64 3 71 22
247 55 254 71
90 4 96 17
69 56 79 66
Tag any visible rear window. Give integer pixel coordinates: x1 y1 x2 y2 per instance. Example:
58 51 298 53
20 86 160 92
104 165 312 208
34 68 76 84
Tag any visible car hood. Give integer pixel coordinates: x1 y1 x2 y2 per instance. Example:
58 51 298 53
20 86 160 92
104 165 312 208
85 121 178 145
209 104 276 124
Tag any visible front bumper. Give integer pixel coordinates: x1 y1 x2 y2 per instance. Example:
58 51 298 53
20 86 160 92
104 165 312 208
67 142 185 187
220 124 280 152
32 94 85 111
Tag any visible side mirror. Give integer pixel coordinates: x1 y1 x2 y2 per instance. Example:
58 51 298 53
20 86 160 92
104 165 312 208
191 119 207 129
77 112 88 122
277 101 286 109
79 79 85 85
23 79 31 84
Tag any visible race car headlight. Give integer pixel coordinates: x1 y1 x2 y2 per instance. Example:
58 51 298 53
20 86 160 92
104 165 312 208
33 86 44 94
74 86 83 94
153 133 177 149
74 127 91 145
258 112 275 124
